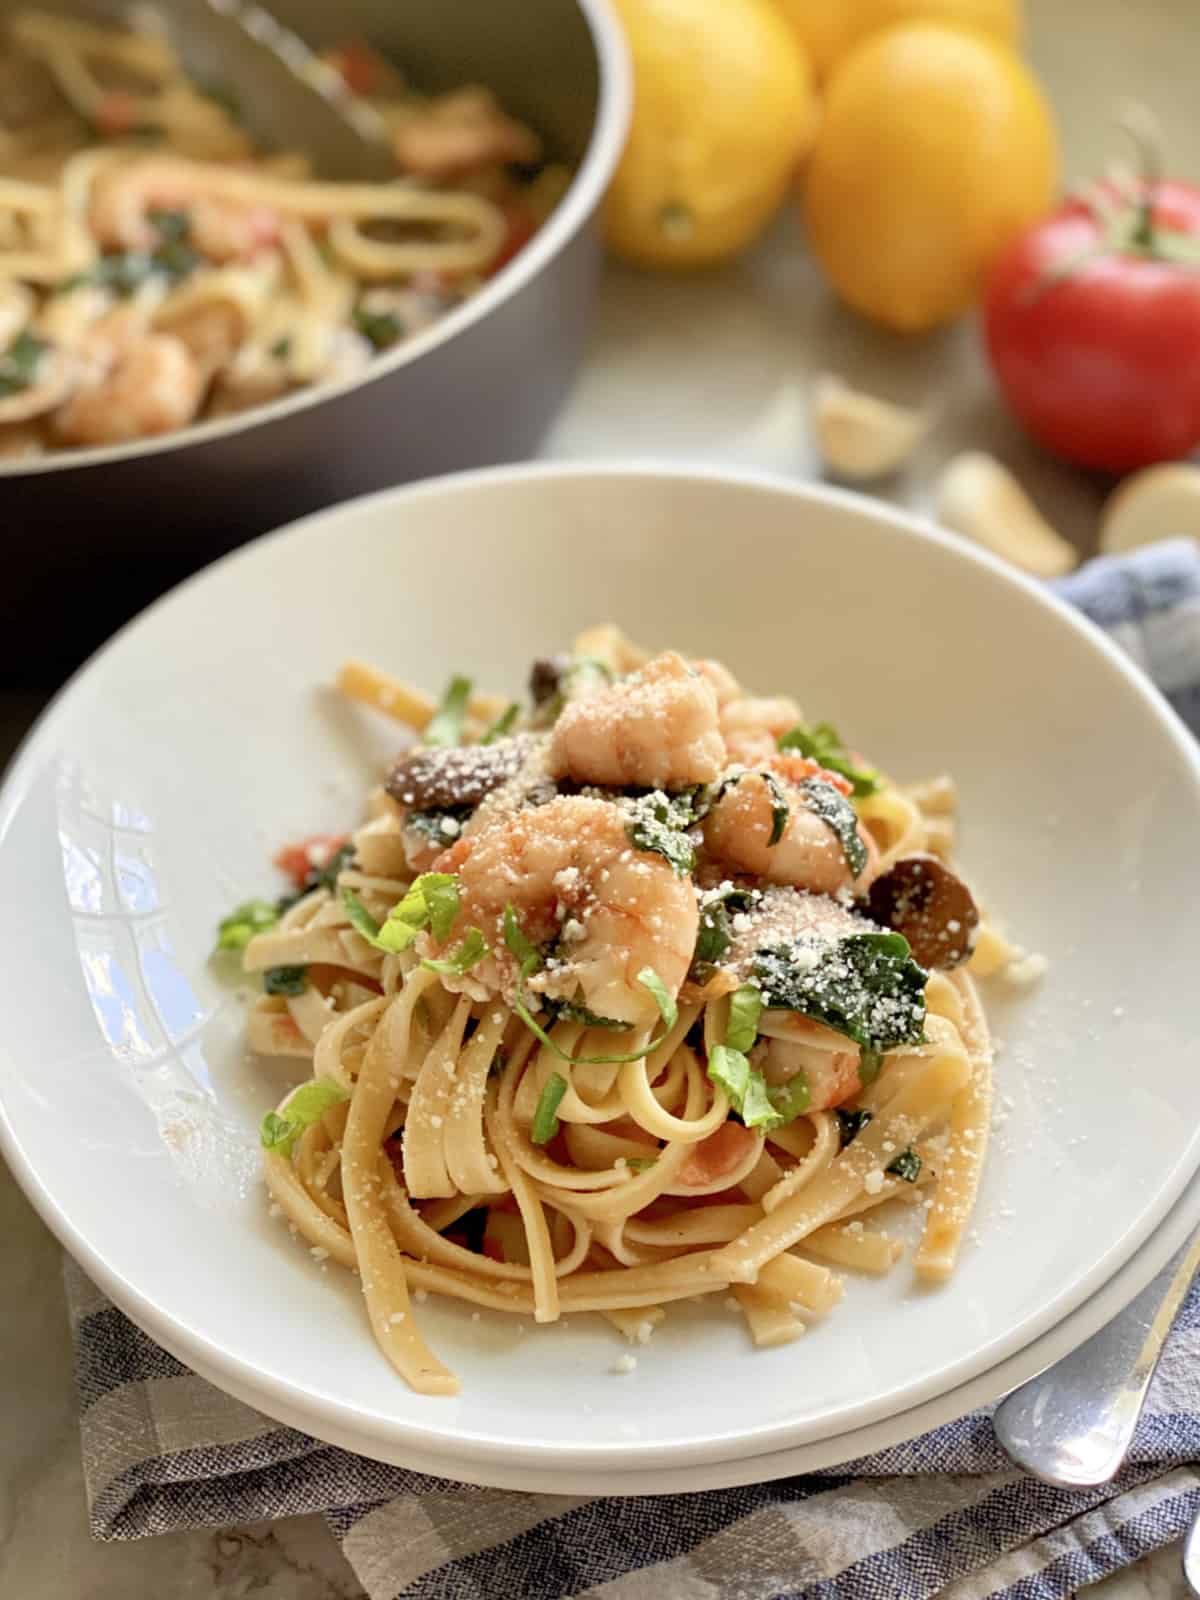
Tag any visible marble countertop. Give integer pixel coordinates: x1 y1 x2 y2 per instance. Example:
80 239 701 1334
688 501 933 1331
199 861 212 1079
4 3 1199 1591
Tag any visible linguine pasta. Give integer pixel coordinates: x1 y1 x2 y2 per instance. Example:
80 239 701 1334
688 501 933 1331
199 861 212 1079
221 628 1031 1395
0 12 564 454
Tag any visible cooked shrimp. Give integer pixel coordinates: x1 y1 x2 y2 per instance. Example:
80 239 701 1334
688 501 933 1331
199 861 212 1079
89 157 280 261
54 332 203 445
389 86 541 181
548 650 725 790
425 794 699 1026
751 1016 863 1112
720 695 802 766
704 770 879 894
693 658 742 708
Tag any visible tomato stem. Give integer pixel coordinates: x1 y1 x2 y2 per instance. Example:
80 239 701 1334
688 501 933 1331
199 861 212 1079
1118 103 1163 252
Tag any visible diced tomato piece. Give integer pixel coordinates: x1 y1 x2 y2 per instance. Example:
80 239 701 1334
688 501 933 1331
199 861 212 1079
326 40 380 96
488 201 537 276
94 92 139 136
677 1121 759 1188
273 833 349 890
773 754 853 797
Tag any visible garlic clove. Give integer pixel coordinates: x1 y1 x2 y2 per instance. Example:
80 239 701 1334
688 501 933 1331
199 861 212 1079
811 374 927 482
1100 462 1200 555
934 452 1078 578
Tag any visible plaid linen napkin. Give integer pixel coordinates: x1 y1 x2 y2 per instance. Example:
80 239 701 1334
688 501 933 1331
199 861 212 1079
64 539 1200 1599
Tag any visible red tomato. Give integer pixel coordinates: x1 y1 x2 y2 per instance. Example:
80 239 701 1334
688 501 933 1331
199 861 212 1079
488 201 537 276
325 40 380 96
274 833 349 890
983 181 1200 472
677 1121 758 1188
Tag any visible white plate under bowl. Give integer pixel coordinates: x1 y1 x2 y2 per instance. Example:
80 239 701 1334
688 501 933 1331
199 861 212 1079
3 463 1199 1483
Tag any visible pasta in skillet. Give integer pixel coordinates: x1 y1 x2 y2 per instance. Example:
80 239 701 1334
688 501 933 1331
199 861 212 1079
0 11 564 453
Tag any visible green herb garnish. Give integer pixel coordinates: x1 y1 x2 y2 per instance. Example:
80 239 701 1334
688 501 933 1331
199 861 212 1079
263 965 307 996
148 208 189 244
754 932 926 1062
704 983 807 1132
276 841 356 913
421 926 488 977
799 777 868 879
624 789 698 876
215 898 279 952
270 335 292 361
531 1072 569 1144
353 304 404 350
836 1108 873 1148
260 1079 349 1157
424 676 472 748
403 807 470 847
726 983 763 1052
343 872 460 953
504 903 678 1066
778 721 880 798
690 885 755 979
886 1146 922 1183
0 328 49 399
481 702 520 744
625 1155 657 1172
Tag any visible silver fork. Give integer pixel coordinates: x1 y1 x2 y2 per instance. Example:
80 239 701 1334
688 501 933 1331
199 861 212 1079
993 1232 1200 1592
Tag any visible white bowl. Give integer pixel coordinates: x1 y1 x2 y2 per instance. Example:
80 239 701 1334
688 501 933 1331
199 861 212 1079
4 463 1200 1485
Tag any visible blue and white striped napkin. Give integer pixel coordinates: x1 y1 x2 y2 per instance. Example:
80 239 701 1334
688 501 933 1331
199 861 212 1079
65 539 1200 1600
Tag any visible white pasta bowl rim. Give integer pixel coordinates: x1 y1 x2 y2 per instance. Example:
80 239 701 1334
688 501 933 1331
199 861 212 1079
3 458 1200 1478
0 0 632 478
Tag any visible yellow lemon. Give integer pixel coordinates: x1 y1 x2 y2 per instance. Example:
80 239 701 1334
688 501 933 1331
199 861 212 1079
775 0 1021 82
604 0 819 270
803 23 1057 331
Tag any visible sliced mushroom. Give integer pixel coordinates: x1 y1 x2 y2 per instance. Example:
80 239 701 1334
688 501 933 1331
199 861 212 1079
935 452 1078 578
865 854 979 970
811 374 928 482
385 734 538 811
529 654 570 708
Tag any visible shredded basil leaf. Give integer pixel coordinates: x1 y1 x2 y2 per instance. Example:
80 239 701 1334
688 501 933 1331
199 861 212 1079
263 964 307 996
707 1043 778 1129
61 220 199 296
690 885 755 979
0 328 49 399
547 999 626 1030
531 1072 569 1144
481 702 520 744
624 790 697 876
423 676 472 748
625 1155 656 1172
504 905 678 1065
215 898 279 952
799 777 868 878
421 926 488 977
148 208 189 243
270 335 292 360
753 932 926 1061
763 771 790 846
260 1079 349 1156
353 304 404 350
768 1073 811 1121
342 887 382 944
778 721 880 797
886 1146 922 1183
503 902 542 972
403 806 470 847
726 984 763 1053
637 966 678 1032
836 1108 873 1147
344 872 460 953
